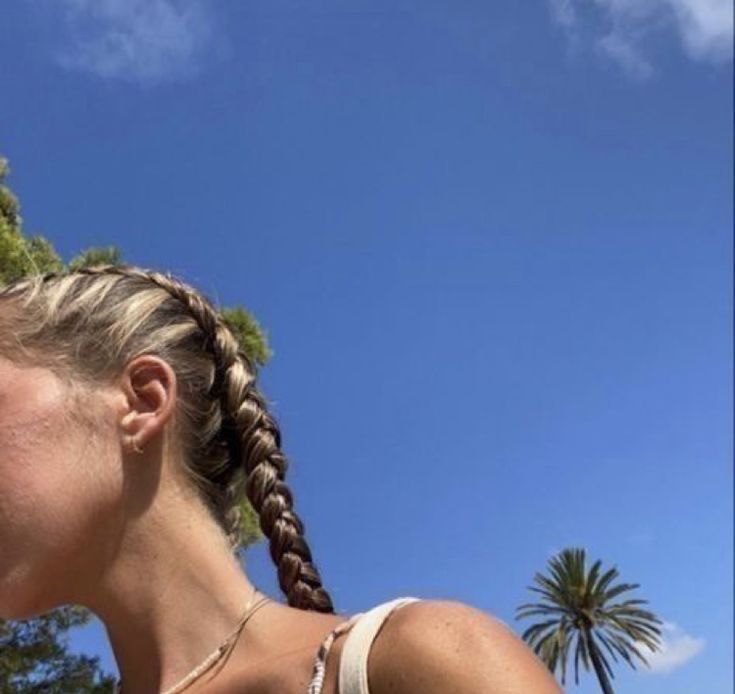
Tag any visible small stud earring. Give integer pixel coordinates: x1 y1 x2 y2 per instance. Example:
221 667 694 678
130 436 145 455
121 412 136 428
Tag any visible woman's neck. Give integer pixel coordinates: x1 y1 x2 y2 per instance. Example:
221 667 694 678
82 499 262 694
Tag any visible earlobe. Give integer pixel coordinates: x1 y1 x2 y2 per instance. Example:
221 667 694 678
119 411 145 455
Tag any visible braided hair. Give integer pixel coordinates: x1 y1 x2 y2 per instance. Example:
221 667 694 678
0 264 334 613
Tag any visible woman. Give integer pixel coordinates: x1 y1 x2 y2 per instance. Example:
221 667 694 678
0 265 562 694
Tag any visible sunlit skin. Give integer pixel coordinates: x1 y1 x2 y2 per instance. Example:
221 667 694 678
0 352 562 694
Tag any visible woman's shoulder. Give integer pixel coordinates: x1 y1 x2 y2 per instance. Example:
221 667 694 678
212 596 563 694
362 598 564 694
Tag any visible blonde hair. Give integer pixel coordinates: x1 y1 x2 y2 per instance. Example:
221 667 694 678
0 264 334 613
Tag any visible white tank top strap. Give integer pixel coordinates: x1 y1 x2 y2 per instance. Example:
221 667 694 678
306 596 421 694
338 596 421 694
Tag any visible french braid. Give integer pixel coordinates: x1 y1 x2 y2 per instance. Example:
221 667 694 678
0 264 335 613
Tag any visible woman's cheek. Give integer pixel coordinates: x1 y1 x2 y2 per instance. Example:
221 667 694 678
0 418 86 572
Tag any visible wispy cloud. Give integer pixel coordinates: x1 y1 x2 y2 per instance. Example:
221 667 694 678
549 0 578 30
642 620 706 675
548 0 733 79
54 0 217 84
597 29 656 79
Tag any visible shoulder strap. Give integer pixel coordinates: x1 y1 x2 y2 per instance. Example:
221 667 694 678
337 597 421 694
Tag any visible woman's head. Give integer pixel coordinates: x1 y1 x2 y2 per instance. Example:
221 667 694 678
0 265 333 617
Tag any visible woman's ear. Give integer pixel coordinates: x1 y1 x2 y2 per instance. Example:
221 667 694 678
117 355 178 453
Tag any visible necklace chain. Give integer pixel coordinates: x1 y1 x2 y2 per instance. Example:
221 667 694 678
115 587 271 694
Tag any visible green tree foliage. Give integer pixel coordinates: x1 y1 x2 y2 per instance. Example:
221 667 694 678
0 157 64 283
221 305 273 367
67 245 125 271
516 547 663 694
0 155 270 690
1 608 117 693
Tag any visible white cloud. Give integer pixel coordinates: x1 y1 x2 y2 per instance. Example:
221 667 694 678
642 620 706 675
548 0 733 78
54 0 216 84
668 0 734 61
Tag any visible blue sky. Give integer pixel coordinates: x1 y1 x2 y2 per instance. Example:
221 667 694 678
1 1 732 692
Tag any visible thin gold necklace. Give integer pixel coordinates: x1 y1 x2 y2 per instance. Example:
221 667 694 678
115 586 271 694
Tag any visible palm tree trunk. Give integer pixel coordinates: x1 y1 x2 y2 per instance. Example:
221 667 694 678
582 627 615 694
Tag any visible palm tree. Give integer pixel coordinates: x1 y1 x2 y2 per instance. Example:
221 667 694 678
515 547 663 694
